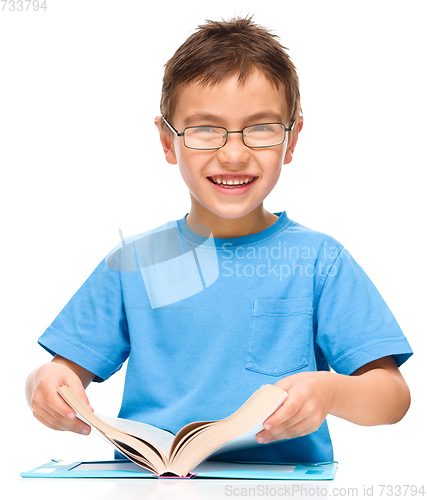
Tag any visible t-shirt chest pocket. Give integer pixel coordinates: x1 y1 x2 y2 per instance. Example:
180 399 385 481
245 298 313 376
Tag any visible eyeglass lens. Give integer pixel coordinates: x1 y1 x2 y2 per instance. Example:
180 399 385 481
184 124 285 149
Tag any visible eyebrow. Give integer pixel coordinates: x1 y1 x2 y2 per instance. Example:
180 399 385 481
182 112 285 127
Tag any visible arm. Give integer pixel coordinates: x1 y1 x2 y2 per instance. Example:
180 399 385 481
25 355 96 435
256 356 411 444
329 355 411 425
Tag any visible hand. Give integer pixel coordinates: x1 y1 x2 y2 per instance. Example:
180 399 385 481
256 371 334 444
26 361 94 435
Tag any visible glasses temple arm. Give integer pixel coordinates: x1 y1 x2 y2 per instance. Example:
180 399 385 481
161 116 181 136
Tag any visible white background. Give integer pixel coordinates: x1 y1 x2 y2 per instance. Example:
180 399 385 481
1 0 426 498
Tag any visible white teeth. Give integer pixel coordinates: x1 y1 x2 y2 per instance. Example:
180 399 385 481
211 177 255 186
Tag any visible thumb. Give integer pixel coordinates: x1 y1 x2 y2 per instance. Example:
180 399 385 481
273 376 292 395
62 374 95 413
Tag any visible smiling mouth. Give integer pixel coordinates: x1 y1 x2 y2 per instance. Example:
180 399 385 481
207 176 258 188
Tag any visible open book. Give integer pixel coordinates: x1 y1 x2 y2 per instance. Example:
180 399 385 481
58 385 288 477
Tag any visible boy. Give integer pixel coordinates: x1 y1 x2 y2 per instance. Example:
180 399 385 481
26 17 412 464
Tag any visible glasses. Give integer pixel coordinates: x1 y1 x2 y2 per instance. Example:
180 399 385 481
162 116 294 150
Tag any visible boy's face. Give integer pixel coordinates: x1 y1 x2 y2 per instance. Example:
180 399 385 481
156 70 297 230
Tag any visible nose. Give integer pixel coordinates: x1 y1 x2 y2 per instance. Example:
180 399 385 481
216 132 250 166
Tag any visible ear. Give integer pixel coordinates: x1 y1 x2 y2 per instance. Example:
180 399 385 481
283 117 303 165
154 116 178 165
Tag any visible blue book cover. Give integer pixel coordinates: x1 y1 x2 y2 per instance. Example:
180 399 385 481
21 459 338 480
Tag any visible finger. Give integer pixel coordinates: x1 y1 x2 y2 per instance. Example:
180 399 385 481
59 381 95 413
32 403 75 432
33 411 65 431
34 387 78 420
32 400 91 435
259 406 324 443
63 383 95 413
265 419 320 443
32 397 74 425
262 393 300 431
258 402 311 443
257 415 303 443
41 381 94 420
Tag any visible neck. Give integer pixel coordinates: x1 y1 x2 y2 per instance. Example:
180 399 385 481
185 203 279 239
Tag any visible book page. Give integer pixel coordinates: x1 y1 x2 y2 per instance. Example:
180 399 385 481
192 461 296 473
167 386 288 476
96 413 175 458
58 386 169 471
204 395 287 458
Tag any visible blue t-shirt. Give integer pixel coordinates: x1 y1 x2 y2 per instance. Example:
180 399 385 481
38 211 413 463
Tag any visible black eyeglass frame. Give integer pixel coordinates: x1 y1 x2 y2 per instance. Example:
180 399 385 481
161 116 295 150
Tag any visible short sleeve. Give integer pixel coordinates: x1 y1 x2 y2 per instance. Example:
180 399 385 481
314 248 413 375
38 255 130 382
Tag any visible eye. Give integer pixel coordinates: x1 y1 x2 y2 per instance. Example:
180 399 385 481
194 126 218 133
249 124 274 133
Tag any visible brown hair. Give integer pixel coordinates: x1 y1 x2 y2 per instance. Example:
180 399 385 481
160 16 301 128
